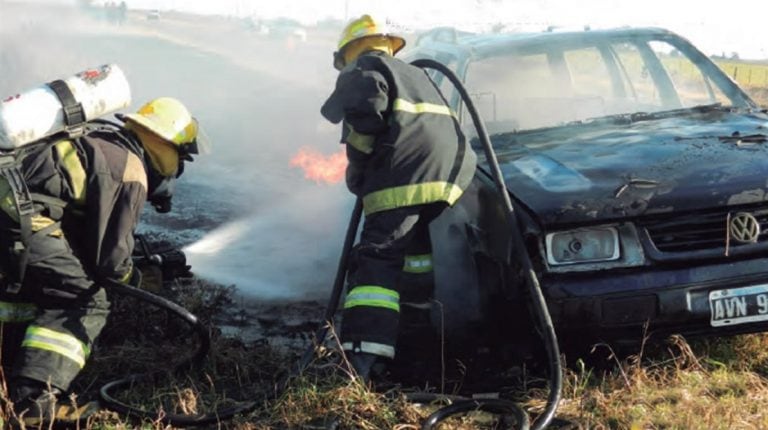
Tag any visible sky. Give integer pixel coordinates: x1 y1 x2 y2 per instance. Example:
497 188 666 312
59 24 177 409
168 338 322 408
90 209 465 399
101 0 768 60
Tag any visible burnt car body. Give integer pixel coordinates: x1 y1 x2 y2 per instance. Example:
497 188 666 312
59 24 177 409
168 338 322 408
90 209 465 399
403 27 768 353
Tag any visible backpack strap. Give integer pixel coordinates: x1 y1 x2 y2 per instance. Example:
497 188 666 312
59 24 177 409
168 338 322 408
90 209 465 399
0 153 37 293
0 139 73 293
47 79 86 137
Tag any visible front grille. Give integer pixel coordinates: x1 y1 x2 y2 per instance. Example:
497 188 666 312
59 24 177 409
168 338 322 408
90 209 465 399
640 206 768 253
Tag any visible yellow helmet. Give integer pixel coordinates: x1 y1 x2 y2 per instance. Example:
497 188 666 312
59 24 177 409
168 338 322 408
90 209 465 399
333 14 406 70
124 97 208 158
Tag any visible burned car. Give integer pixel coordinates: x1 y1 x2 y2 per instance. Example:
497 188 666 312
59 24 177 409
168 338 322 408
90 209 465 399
404 27 768 353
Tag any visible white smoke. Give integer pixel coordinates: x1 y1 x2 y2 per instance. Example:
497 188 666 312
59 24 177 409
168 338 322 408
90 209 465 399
183 188 354 301
1 2 351 301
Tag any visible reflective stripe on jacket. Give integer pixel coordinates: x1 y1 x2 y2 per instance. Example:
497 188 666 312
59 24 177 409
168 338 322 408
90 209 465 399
321 51 477 215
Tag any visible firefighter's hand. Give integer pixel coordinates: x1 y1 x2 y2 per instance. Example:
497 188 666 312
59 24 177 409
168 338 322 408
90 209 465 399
138 265 164 293
156 249 192 280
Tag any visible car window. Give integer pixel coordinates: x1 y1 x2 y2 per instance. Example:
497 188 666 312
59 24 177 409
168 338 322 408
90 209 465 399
647 41 730 107
464 52 560 132
459 36 740 134
562 47 613 119
611 42 664 109
564 47 613 97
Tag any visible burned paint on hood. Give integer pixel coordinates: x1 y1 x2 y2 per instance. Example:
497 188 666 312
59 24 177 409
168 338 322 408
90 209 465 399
483 108 768 226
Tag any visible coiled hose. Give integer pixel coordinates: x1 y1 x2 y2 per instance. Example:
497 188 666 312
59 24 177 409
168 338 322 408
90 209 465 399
98 279 258 427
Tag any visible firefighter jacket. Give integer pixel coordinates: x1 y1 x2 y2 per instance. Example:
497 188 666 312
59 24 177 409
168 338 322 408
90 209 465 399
0 127 147 391
321 51 477 215
0 129 148 285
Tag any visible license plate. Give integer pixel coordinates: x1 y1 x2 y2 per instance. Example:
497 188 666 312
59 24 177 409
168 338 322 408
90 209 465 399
710 285 768 327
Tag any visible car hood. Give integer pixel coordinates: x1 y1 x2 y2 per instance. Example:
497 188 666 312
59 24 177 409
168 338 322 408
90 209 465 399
490 109 768 226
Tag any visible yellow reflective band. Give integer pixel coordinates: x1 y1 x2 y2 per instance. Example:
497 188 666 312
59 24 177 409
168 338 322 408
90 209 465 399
0 301 37 322
344 286 400 312
30 215 63 236
55 140 87 205
345 124 374 154
119 268 133 283
393 98 455 117
363 181 464 215
22 326 89 368
403 254 433 274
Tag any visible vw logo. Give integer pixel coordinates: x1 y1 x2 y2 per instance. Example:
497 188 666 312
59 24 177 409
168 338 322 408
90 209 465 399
730 212 761 243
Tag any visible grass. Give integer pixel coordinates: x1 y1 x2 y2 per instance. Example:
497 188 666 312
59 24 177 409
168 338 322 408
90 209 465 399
6 275 768 430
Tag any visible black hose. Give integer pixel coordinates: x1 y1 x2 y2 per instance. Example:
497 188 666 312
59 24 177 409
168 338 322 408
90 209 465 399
421 398 530 430
294 197 363 375
410 58 563 430
103 278 210 366
98 278 258 426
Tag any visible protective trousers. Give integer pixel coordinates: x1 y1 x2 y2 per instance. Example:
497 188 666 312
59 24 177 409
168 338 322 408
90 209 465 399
0 232 109 392
341 203 443 359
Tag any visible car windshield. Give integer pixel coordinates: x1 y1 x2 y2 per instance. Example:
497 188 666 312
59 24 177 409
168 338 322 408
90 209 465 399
461 36 739 133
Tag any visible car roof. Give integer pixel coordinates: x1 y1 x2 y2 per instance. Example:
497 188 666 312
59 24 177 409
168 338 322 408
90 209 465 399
412 26 684 59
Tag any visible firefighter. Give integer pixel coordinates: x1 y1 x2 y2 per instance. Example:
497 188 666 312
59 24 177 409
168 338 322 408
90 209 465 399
0 97 205 424
321 14 477 381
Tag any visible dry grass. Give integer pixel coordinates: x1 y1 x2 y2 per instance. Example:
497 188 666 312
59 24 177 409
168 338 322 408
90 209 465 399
551 334 768 429
5 275 768 429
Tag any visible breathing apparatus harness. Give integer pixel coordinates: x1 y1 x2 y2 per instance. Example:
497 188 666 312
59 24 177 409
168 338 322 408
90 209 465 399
0 121 250 426
0 78 87 292
0 67 258 427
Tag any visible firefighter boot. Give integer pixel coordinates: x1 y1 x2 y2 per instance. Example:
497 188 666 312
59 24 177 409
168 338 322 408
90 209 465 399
9 378 61 428
348 352 379 383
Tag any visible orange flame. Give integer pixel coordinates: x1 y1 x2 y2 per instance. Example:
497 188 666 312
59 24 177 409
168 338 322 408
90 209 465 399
290 146 348 184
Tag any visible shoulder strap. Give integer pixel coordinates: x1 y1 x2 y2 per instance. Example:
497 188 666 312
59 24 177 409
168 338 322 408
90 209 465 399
85 118 144 157
0 151 36 292
0 140 68 292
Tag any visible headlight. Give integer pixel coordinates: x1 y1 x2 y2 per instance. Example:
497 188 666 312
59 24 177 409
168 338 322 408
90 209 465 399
546 227 620 265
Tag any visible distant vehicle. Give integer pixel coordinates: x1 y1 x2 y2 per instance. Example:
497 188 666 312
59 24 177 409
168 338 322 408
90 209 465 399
246 17 307 43
403 27 768 355
146 9 160 20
